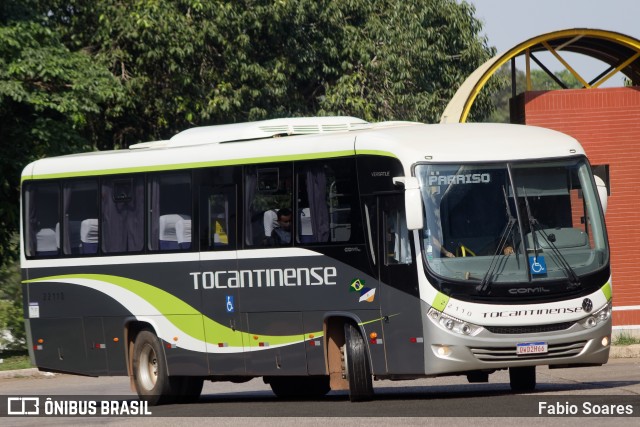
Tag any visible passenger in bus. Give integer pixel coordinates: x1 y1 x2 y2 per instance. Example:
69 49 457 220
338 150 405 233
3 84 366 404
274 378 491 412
265 208 292 246
263 208 279 238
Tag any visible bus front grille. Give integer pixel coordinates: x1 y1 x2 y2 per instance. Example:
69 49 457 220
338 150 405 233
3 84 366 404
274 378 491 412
470 340 587 362
484 322 574 335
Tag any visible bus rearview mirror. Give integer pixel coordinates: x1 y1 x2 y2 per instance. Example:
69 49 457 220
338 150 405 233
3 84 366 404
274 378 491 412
393 177 424 230
594 175 608 214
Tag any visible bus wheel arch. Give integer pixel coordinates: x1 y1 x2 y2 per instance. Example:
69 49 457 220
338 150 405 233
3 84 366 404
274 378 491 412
324 315 374 400
125 321 203 405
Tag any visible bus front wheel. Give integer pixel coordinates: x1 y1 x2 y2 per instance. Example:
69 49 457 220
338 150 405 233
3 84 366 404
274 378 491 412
343 323 373 401
132 329 173 405
509 366 536 392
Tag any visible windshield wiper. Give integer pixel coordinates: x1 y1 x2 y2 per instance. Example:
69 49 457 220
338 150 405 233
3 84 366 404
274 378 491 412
477 186 517 295
522 190 581 289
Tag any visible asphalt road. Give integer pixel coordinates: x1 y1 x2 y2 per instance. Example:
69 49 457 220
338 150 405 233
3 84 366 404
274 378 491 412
1 358 639 426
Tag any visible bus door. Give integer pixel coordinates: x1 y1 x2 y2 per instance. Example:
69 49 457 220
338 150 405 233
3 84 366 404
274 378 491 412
371 194 425 374
199 183 245 375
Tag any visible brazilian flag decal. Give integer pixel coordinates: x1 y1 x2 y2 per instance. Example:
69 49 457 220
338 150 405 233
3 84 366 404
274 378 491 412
349 278 376 303
350 278 365 292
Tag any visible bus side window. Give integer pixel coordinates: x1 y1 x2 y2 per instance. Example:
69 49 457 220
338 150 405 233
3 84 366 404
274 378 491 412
198 166 237 251
244 163 292 247
24 182 60 257
62 180 99 255
295 158 358 245
205 193 231 249
102 175 144 254
148 173 192 251
383 204 412 265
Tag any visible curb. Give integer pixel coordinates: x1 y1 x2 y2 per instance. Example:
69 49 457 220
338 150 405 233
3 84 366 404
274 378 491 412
0 368 55 379
1 346 639 379
609 344 640 359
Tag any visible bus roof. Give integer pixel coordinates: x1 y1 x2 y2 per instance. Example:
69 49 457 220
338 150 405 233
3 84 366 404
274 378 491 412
21 118 586 181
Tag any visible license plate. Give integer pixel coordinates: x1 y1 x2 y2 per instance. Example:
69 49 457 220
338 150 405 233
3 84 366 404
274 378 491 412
516 341 548 355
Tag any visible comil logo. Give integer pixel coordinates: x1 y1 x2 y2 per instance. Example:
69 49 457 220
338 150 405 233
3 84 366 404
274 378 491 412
7 397 40 415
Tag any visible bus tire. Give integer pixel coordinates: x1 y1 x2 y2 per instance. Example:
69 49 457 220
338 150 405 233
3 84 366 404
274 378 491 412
343 323 373 402
132 329 174 405
509 366 536 392
268 376 330 399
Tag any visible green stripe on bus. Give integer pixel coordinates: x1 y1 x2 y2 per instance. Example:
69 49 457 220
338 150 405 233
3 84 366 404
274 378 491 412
355 149 398 158
432 292 449 312
22 150 357 182
24 274 320 348
25 274 207 341
358 313 399 327
601 282 612 301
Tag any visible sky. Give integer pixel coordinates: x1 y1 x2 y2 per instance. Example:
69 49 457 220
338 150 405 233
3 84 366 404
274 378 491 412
467 0 639 86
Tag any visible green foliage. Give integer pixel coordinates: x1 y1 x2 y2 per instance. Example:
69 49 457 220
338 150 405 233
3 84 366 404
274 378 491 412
0 354 32 371
0 1 125 266
39 0 495 143
613 332 640 346
318 0 496 123
0 256 24 350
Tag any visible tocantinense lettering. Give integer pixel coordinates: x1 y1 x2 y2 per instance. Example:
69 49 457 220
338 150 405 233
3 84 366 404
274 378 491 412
483 307 582 318
190 267 337 290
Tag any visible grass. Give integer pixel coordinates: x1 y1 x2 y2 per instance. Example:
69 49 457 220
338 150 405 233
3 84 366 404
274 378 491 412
0 352 32 371
613 332 640 346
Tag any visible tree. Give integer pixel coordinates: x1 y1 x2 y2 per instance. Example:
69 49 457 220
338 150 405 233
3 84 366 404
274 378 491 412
40 0 495 146
319 0 497 123
0 1 125 267
0 253 23 350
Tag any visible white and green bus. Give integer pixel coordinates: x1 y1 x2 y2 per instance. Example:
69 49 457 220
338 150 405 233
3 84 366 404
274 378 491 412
20 117 612 404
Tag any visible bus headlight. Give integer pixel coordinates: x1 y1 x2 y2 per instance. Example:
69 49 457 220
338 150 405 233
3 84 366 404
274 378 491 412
428 308 483 337
579 301 612 329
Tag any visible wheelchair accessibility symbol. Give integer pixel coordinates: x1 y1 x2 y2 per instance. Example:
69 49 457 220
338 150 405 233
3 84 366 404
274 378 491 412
529 255 547 275
226 296 235 313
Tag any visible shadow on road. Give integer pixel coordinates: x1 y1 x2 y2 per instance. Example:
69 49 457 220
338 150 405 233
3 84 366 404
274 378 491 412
144 379 640 417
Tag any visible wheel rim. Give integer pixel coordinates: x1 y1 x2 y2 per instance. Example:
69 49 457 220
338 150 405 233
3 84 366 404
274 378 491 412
138 343 158 391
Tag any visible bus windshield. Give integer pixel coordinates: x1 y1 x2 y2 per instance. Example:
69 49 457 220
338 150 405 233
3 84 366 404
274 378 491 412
416 158 608 286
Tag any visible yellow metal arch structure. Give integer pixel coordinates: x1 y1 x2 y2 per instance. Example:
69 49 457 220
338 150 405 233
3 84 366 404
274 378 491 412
440 29 640 124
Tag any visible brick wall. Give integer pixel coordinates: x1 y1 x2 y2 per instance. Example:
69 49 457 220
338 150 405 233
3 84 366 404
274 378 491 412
516 87 640 327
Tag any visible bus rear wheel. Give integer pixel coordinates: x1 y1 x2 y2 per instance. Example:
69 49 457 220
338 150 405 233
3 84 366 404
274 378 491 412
509 366 536 392
132 329 174 405
267 376 330 399
343 323 373 402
